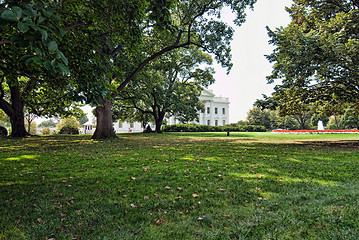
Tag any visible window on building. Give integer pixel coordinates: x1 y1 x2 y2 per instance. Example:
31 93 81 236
215 108 218 114
215 120 218 126
223 120 226 126
207 107 210 114
130 122 134 128
207 120 210 125
222 108 225 114
119 122 123 128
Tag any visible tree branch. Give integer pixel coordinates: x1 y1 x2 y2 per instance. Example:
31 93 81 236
115 41 191 95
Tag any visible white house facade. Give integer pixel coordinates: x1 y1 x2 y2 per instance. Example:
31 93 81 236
167 89 230 126
80 89 230 134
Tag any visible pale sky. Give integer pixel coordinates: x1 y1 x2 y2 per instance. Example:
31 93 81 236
211 0 293 122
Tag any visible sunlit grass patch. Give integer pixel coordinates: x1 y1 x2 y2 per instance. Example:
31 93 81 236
0 133 358 239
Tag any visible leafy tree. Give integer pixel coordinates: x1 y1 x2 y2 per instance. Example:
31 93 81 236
265 0 359 110
49 0 178 139
38 119 57 128
0 1 73 137
246 107 271 130
115 47 214 133
341 113 359 129
1 0 256 139
77 115 88 125
256 87 315 129
247 107 300 130
0 1 97 137
83 0 257 139
57 116 80 134
24 121 36 135
24 108 36 134
310 113 329 129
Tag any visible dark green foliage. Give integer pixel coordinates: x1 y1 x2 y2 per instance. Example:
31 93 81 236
265 0 359 113
59 126 79 134
77 115 89 125
162 123 266 132
116 47 214 133
163 123 223 132
38 120 57 128
223 124 266 132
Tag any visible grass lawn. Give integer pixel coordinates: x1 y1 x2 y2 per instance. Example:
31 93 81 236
0 132 359 239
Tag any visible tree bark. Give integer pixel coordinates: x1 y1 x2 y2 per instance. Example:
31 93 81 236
10 112 29 137
8 86 29 137
154 112 165 133
91 97 117 139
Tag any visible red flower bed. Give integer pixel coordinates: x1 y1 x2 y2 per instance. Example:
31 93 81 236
272 129 359 133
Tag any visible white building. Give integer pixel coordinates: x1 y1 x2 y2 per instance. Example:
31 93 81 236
167 89 230 126
80 89 230 134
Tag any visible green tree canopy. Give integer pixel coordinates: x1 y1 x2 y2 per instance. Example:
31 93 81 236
38 119 57 128
265 0 359 115
115 46 215 133
85 0 257 139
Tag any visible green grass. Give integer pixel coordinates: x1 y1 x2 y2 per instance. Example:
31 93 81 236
0 132 359 239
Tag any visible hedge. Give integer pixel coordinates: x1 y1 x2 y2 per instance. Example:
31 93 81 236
59 126 79 134
162 123 266 132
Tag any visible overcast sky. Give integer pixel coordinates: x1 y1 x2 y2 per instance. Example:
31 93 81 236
211 0 293 122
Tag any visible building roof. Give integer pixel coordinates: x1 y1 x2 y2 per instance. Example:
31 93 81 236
83 120 95 126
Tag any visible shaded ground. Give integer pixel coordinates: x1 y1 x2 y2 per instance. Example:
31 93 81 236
0 133 358 239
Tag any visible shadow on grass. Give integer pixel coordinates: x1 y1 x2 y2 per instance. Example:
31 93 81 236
0 134 359 239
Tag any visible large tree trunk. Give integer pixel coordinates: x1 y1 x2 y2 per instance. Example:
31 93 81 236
154 112 165 133
10 112 29 137
91 97 117 139
6 85 29 138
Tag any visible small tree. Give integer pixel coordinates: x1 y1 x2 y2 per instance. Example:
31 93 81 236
115 47 215 133
57 117 80 134
24 108 37 134
41 127 52 135
24 121 37 135
38 120 57 128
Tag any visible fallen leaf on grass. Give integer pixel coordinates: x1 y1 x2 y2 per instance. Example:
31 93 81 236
156 218 165 225
177 187 182 191
192 193 199 198
130 203 136 208
164 186 171 190
218 188 225 191
258 175 264 179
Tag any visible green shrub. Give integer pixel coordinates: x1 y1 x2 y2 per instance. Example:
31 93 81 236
59 126 79 134
162 123 266 132
41 127 52 135
57 117 80 134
